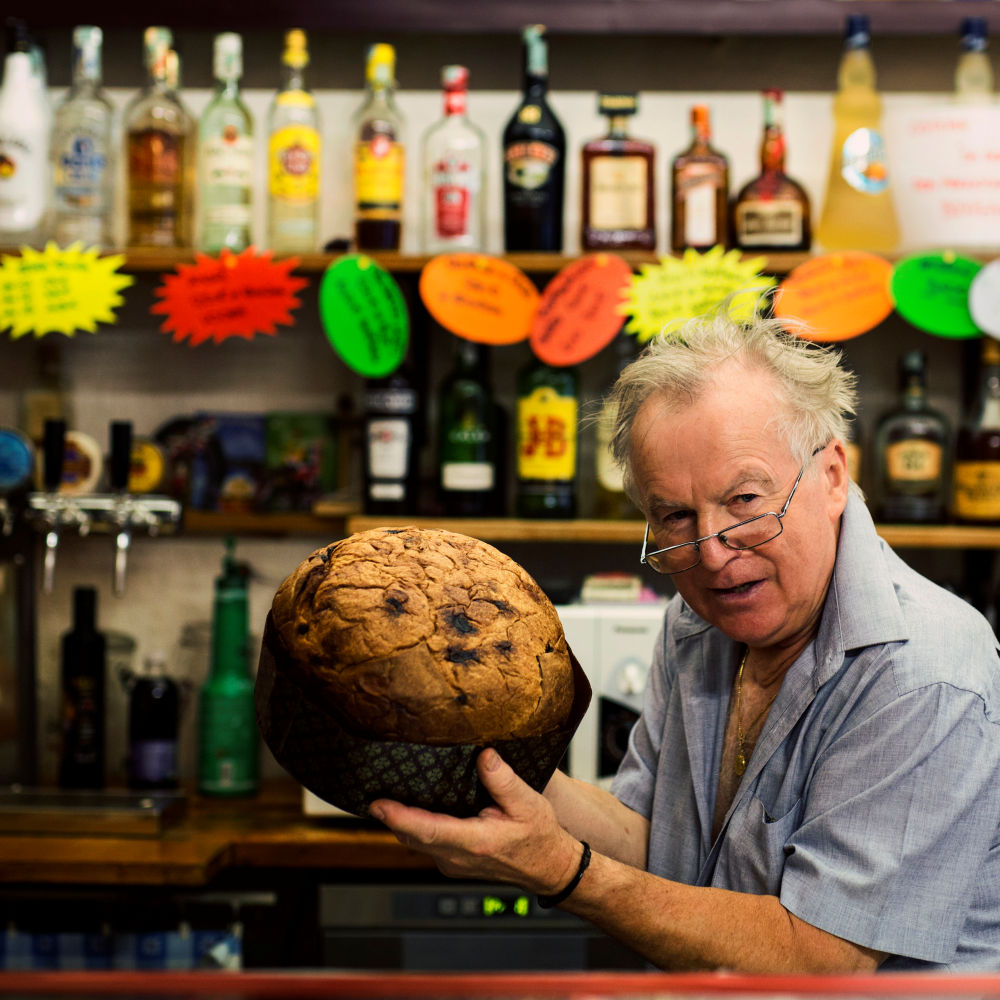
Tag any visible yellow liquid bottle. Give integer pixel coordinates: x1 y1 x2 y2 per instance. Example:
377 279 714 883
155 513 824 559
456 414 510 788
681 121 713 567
816 15 899 253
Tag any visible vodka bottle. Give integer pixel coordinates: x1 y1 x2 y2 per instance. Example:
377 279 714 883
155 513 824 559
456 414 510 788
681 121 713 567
124 27 195 248
267 29 320 254
0 20 50 246
50 26 115 248
198 32 254 252
421 65 485 253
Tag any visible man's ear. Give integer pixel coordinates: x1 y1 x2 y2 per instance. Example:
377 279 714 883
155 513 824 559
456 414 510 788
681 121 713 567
824 440 851 516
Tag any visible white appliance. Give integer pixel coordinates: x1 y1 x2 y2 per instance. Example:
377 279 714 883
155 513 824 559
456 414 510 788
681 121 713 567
555 603 665 789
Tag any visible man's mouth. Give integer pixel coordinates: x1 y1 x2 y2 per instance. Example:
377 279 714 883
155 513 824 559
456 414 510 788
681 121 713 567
715 579 761 596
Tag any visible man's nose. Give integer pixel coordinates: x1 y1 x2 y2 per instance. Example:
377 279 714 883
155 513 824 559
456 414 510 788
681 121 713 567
697 530 738 572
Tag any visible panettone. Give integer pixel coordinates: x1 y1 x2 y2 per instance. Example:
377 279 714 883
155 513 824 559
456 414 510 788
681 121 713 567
269 526 575 745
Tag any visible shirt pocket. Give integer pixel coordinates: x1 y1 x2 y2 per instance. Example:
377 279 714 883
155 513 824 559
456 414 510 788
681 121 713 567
719 794 803 896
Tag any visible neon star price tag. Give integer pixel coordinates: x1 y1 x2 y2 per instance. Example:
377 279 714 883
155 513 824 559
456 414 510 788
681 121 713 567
319 254 409 377
890 252 983 339
0 243 133 338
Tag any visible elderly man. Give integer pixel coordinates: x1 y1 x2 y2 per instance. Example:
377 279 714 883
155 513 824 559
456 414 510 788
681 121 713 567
371 314 1000 972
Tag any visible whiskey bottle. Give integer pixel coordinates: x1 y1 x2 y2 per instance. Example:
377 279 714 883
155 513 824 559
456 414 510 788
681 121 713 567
198 32 254 253
503 25 566 252
438 340 504 517
731 89 811 252
580 92 656 252
953 337 1000 524
875 351 951 524
516 356 579 518
353 43 405 252
124 27 195 248
50 26 114 249
363 365 420 515
670 104 729 253
421 65 486 253
267 29 320 254
593 331 639 520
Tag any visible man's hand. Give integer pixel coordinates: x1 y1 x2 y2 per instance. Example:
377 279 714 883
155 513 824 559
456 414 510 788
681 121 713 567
369 748 582 896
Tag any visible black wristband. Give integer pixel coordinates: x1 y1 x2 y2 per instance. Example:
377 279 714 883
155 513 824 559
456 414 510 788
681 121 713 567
537 841 591 909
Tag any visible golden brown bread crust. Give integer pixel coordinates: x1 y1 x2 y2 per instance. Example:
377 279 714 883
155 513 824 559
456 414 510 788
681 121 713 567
270 526 574 745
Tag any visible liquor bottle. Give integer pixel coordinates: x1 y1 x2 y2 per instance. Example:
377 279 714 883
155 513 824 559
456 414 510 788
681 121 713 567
593 331 639 520
124 27 195 248
816 15 899 253
670 104 729 253
503 25 566 252
50 26 114 249
874 351 951 524
198 537 258 797
731 89 811 253
0 19 49 246
267 29 320 254
198 32 254 253
438 339 504 517
353 43 405 252
953 338 1000 524
127 651 180 791
363 365 420 515
421 65 486 254
58 586 107 790
580 92 656 252
955 18 993 102
516 356 579 518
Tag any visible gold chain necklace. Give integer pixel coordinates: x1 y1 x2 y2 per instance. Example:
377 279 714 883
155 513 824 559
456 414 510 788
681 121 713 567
734 648 779 778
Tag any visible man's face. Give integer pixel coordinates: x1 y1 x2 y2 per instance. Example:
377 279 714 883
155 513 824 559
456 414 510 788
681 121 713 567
629 361 849 653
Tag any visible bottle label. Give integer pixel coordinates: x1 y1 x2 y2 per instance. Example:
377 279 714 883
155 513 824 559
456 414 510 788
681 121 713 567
269 125 320 203
733 200 804 247
367 417 411 479
129 129 181 186
131 739 178 784
199 694 257 793
367 387 418 414
54 134 109 212
517 386 578 481
443 461 494 491
505 140 560 191
589 156 647 230
0 132 50 230
840 128 889 194
953 461 1000 520
355 138 404 220
676 163 720 247
885 439 942 490
432 153 477 238
203 132 253 188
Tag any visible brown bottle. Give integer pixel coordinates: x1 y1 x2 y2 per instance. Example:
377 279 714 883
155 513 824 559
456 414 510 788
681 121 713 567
953 337 1000 524
670 104 728 252
581 92 656 251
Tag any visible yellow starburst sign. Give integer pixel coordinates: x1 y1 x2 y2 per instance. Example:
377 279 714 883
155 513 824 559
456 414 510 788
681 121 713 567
622 246 777 343
0 243 134 339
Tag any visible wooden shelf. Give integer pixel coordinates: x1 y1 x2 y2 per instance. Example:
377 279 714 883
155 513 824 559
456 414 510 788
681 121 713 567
183 505 355 537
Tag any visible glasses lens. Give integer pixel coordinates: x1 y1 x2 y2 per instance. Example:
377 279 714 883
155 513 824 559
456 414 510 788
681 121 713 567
718 513 782 551
646 542 700 574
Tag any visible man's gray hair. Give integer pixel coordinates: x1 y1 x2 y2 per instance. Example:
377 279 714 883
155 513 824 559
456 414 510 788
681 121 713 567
609 311 859 504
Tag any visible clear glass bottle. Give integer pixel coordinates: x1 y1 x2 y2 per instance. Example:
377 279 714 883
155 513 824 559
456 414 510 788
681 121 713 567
353 43 405 252
0 19 50 246
955 17 993 102
124 27 195 248
267 29 320 254
816 15 899 253
953 337 1000 524
731 89 811 252
421 65 486 254
670 104 729 252
581 92 656 252
50 26 115 249
198 32 254 253
503 25 566 253
875 351 950 524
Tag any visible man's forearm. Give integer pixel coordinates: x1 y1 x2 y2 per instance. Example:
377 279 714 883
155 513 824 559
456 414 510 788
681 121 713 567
543 770 648 870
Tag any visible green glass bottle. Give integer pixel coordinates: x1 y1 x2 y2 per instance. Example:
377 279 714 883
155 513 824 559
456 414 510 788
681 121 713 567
516 356 579 518
198 537 258 796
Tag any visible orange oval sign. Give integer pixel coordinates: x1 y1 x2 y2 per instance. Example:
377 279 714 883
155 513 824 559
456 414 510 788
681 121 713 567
774 251 894 342
419 253 539 345
529 254 632 366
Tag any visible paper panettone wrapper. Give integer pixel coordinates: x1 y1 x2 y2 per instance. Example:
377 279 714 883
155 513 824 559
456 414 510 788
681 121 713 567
255 612 593 818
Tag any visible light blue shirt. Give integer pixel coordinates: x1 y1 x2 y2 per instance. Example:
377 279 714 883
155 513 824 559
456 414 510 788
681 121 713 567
612 494 1000 970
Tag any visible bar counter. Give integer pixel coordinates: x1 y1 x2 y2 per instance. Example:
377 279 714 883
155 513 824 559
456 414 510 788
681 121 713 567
0 781 434 886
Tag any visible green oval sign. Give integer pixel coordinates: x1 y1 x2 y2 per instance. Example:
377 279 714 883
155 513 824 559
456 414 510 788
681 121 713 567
890 252 983 339
319 254 409 376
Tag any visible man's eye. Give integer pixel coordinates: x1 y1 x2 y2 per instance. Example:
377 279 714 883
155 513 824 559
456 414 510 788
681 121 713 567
734 493 760 505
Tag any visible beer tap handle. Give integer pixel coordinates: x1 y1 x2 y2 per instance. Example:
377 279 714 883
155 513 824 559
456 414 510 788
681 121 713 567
109 421 133 596
41 419 66 594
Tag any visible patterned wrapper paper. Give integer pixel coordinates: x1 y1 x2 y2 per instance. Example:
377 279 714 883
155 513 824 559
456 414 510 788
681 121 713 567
255 613 592 818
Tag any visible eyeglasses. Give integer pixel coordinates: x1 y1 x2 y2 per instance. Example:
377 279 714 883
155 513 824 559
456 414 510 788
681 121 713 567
640 457 816 576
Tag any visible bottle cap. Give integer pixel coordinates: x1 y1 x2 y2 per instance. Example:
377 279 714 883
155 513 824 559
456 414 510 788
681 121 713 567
900 350 927 377
523 24 549 78
441 64 469 92
5 18 31 54
961 17 988 53
143 26 172 74
844 14 870 49
72 26 102 79
283 28 308 69
213 31 242 81
597 92 637 116
366 42 396 86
